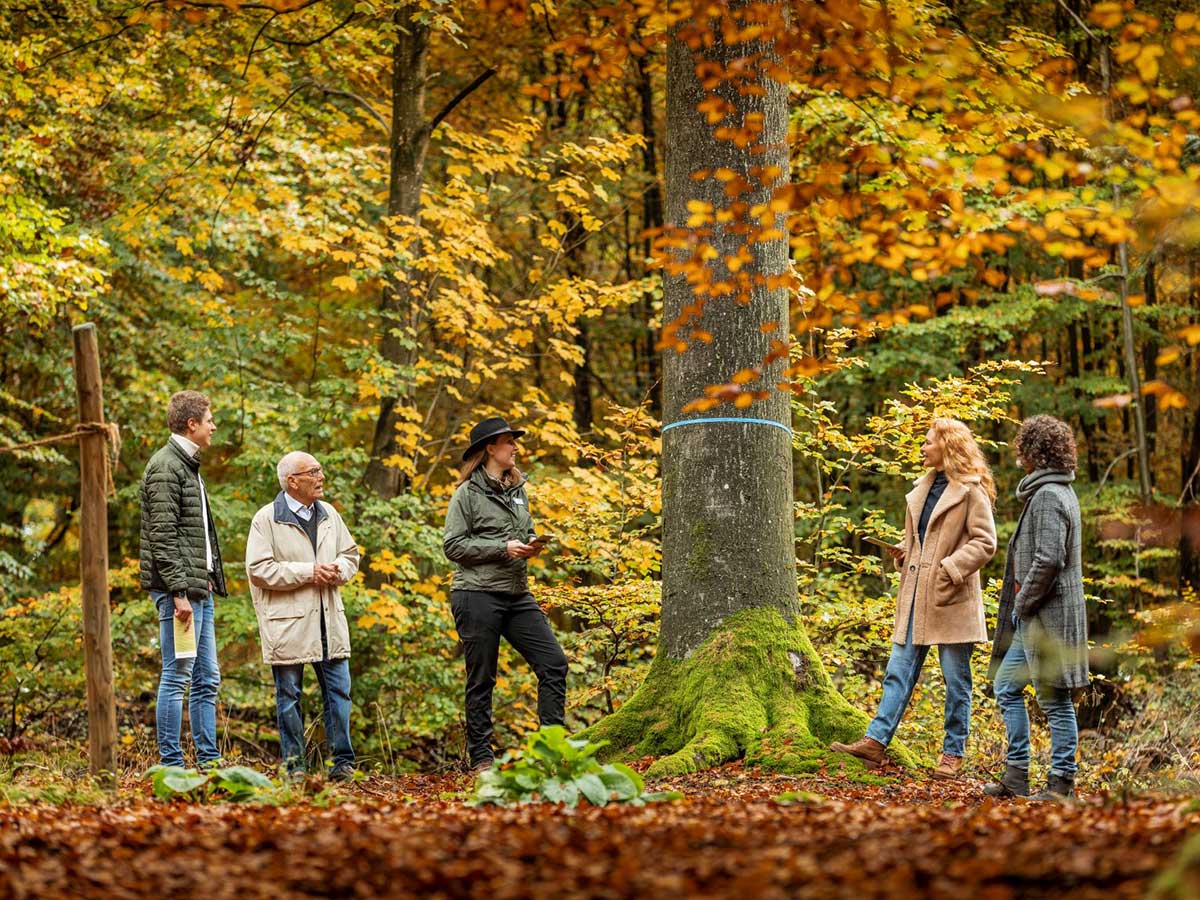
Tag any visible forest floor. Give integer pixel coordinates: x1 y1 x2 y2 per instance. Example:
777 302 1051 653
2 761 1200 899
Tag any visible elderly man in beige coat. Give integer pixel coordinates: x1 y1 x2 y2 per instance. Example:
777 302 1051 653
246 451 360 780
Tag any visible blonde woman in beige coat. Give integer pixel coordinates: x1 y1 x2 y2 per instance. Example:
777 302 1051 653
246 451 360 780
831 419 997 779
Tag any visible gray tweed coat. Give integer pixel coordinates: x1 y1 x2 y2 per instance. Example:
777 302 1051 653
988 469 1089 690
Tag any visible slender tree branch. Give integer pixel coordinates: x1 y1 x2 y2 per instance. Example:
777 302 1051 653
317 85 390 133
209 79 314 233
265 9 358 47
29 21 138 69
243 11 281 78
429 68 497 133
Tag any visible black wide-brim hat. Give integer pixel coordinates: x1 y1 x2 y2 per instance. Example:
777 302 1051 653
463 416 526 460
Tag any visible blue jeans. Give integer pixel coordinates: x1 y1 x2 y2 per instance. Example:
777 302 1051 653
272 658 355 773
154 592 221 767
866 610 975 756
993 621 1078 776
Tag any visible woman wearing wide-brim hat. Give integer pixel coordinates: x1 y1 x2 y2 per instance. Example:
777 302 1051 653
442 416 569 771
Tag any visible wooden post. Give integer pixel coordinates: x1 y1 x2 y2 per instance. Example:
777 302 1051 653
72 323 118 784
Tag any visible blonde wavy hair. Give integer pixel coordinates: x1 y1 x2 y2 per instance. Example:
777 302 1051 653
930 418 996 503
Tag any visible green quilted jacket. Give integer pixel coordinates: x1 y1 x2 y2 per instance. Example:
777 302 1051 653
138 439 228 600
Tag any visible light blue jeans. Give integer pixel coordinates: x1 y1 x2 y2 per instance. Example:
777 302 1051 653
154 592 221 767
866 610 975 756
993 621 1078 776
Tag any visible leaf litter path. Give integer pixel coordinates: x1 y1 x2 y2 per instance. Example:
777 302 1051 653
0 764 1195 900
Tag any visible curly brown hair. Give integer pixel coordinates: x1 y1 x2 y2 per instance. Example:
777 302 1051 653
166 390 211 434
1015 414 1077 471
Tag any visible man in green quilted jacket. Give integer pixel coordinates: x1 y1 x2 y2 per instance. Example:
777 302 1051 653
138 390 228 768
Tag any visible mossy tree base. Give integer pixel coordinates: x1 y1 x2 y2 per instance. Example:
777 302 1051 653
584 607 917 780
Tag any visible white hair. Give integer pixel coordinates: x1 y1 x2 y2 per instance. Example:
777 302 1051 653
276 451 314 490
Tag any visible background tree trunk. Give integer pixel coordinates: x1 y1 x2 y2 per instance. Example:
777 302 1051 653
364 6 431 500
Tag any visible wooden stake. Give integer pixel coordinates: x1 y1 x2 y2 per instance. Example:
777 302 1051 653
72 323 118 784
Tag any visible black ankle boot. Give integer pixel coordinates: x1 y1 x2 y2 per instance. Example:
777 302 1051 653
1032 772 1075 801
982 764 1030 798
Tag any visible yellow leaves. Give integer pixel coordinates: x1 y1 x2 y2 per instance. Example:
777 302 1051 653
197 270 224 292
331 275 357 293
175 236 193 257
972 155 1008 183
367 549 412 578
382 453 416 477
1116 78 1150 104
1134 44 1164 83
731 367 761 385
1180 324 1200 345
1089 2 1125 29
686 199 714 228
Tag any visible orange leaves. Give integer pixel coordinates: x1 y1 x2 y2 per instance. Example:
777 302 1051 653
1097 379 1193 414
1142 380 1192 411
1156 347 1182 367
681 376 770 414
697 96 735 125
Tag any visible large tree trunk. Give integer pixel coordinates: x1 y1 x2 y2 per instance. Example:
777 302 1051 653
634 40 664 418
586 0 894 779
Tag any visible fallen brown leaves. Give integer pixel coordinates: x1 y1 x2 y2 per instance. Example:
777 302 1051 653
0 765 1196 900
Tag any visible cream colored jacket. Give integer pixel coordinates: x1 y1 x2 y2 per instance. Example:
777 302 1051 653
246 493 360 665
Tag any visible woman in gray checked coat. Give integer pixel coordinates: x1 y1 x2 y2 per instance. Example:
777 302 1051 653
985 415 1089 801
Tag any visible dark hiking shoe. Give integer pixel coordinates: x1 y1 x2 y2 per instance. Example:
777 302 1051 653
1031 773 1075 801
328 763 357 783
983 765 1030 798
471 759 495 774
829 736 888 768
932 754 965 780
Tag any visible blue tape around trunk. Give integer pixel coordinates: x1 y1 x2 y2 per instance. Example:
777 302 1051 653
661 416 792 435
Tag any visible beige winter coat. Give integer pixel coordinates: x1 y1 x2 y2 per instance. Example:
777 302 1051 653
246 493 360 666
891 471 997 646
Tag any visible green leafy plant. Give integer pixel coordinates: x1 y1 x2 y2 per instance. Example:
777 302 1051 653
145 765 276 803
470 726 681 808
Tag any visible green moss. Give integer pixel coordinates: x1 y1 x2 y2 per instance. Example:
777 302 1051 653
687 522 713 579
583 607 918 779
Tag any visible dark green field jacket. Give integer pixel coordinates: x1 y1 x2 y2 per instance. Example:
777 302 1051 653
138 439 227 600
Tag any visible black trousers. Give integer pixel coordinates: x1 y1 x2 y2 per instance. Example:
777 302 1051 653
450 590 569 765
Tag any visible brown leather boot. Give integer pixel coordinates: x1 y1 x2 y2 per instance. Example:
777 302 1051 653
829 736 888 768
932 753 964 780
